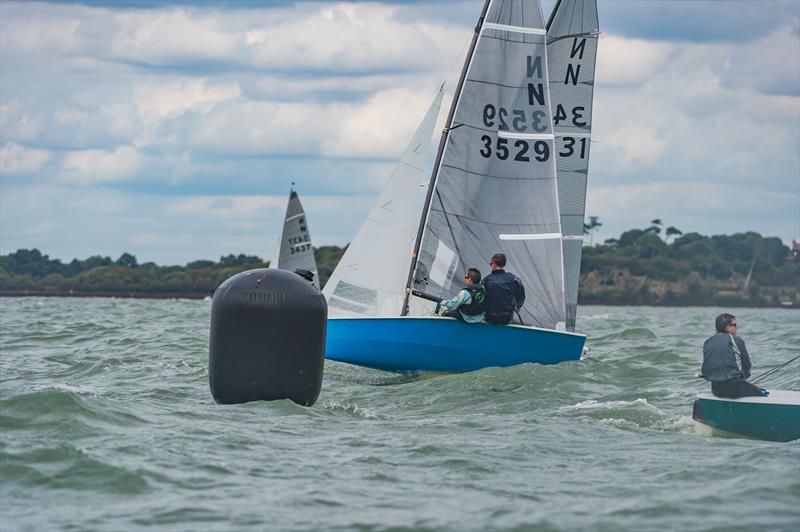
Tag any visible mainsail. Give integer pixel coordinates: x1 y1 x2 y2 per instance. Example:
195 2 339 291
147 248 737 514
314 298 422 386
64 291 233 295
547 0 599 331
277 189 319 288
407 0 567 330
323 90 444 316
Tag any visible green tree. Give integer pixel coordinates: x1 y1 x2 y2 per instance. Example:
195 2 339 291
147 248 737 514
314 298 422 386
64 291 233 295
665 226 683 242
116 253 138 268
583 216 602 246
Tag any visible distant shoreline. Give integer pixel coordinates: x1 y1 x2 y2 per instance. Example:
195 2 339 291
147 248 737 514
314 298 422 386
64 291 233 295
1 290 796 309
0 290 211 300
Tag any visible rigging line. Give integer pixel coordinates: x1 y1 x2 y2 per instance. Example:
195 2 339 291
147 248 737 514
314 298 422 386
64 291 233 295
751 354 800 385
434 187 463 269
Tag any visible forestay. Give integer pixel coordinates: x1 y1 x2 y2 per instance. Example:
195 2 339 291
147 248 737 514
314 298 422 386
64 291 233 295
410 0 567 330
277 190 320 289
323 91 444 316
547 0 599 331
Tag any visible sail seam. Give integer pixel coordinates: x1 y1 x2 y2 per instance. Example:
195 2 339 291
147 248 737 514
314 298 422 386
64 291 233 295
440 163 556 181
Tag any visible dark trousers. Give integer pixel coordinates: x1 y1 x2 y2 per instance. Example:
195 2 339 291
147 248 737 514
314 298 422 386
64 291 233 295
711 378 764 399
484 313 512 325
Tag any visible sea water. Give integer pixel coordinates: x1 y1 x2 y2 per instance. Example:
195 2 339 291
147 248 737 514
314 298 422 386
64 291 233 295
1 297 798 531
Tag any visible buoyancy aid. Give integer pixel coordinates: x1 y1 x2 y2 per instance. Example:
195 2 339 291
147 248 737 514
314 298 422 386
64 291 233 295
459 285 487 316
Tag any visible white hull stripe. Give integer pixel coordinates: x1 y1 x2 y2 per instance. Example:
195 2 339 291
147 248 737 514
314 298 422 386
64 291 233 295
499 233 562 241
483 22 547 35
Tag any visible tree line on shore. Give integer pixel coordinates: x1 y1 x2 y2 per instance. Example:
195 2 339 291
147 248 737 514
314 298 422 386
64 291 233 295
1 222 797 306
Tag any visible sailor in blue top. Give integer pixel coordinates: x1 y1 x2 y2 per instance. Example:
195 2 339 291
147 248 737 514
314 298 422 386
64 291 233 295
437 267 486 323
701 313 768 398
481 253 525 325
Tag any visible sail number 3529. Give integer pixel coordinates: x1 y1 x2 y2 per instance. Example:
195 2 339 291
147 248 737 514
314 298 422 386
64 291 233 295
479 135 549 162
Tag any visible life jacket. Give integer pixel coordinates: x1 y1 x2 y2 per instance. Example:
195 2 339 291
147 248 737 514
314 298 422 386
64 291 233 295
482 270 523 317
460 285 487 316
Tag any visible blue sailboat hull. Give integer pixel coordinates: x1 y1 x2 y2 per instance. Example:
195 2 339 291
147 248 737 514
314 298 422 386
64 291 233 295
325 317 586 372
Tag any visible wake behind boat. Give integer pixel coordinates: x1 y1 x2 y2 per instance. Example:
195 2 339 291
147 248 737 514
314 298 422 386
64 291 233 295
323 0 597 372
692 391 800 442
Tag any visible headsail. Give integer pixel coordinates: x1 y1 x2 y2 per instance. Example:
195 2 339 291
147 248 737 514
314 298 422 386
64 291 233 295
323 90 444 316
407 0 567 330
547 0 599 331
277 189 320 288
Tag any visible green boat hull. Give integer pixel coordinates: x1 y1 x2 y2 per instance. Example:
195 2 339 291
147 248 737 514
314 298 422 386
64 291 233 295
693 390 800 442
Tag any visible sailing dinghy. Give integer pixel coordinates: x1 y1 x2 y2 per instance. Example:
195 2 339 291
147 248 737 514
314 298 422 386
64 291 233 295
276 188 319 289
693 391 800 442
324 0 591 372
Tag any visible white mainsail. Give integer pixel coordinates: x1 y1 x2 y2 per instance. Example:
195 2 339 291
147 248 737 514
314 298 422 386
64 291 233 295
547 0 599 331
323 90 444 316
276 189 320 288
406 0 567 330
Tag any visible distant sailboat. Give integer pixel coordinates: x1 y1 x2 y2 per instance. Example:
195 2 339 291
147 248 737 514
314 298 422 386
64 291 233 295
324 0 588 373
547 0 599 332
276 187 319 289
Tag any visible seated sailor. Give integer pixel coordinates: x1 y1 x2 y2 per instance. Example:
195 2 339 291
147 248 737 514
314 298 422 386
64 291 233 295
481 253 525 325
437 268 486 323
701 313 768 398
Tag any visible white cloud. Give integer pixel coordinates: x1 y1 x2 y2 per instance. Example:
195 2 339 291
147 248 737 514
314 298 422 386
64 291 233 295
132 79 241 119
0 143 52 175
596 34 674 86
322 88 437 158
59 146 143 185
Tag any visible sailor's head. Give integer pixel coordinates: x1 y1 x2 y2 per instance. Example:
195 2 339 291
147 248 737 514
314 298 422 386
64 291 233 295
715 313 737 333
464 268 481 285
489 253 506 271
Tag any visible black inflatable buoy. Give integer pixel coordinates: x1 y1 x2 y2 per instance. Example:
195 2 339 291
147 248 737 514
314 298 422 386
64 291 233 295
208 268 327 406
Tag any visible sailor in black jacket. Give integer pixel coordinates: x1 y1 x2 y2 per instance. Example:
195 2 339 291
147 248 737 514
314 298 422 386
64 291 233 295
481 253 525 325
701 313 767 398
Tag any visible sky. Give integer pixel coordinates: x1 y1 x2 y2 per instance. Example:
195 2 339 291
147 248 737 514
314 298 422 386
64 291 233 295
1 0 798 265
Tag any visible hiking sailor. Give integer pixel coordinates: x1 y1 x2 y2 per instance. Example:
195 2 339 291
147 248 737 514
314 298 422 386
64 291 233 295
437 267 486 323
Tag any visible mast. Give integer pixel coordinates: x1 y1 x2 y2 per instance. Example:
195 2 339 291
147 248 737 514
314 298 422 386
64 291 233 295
400 0 492 316
545 0 563 31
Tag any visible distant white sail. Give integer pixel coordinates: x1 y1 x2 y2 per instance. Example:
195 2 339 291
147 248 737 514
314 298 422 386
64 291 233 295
547 0 599 331
277 189 320 288
323 90 444 317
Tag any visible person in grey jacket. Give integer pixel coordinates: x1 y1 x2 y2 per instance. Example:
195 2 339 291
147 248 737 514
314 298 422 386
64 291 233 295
701 313 768 398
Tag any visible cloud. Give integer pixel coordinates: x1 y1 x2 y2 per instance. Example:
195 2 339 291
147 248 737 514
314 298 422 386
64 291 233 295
0 1 797 265
0 143 52 175
596 35 674 86
132 79 241 119
59 146 144 184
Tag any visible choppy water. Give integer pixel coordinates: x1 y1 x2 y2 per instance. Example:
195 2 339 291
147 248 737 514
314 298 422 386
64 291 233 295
1 297 798 532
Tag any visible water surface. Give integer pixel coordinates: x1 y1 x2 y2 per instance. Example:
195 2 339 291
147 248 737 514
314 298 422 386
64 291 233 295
1 298 798 531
